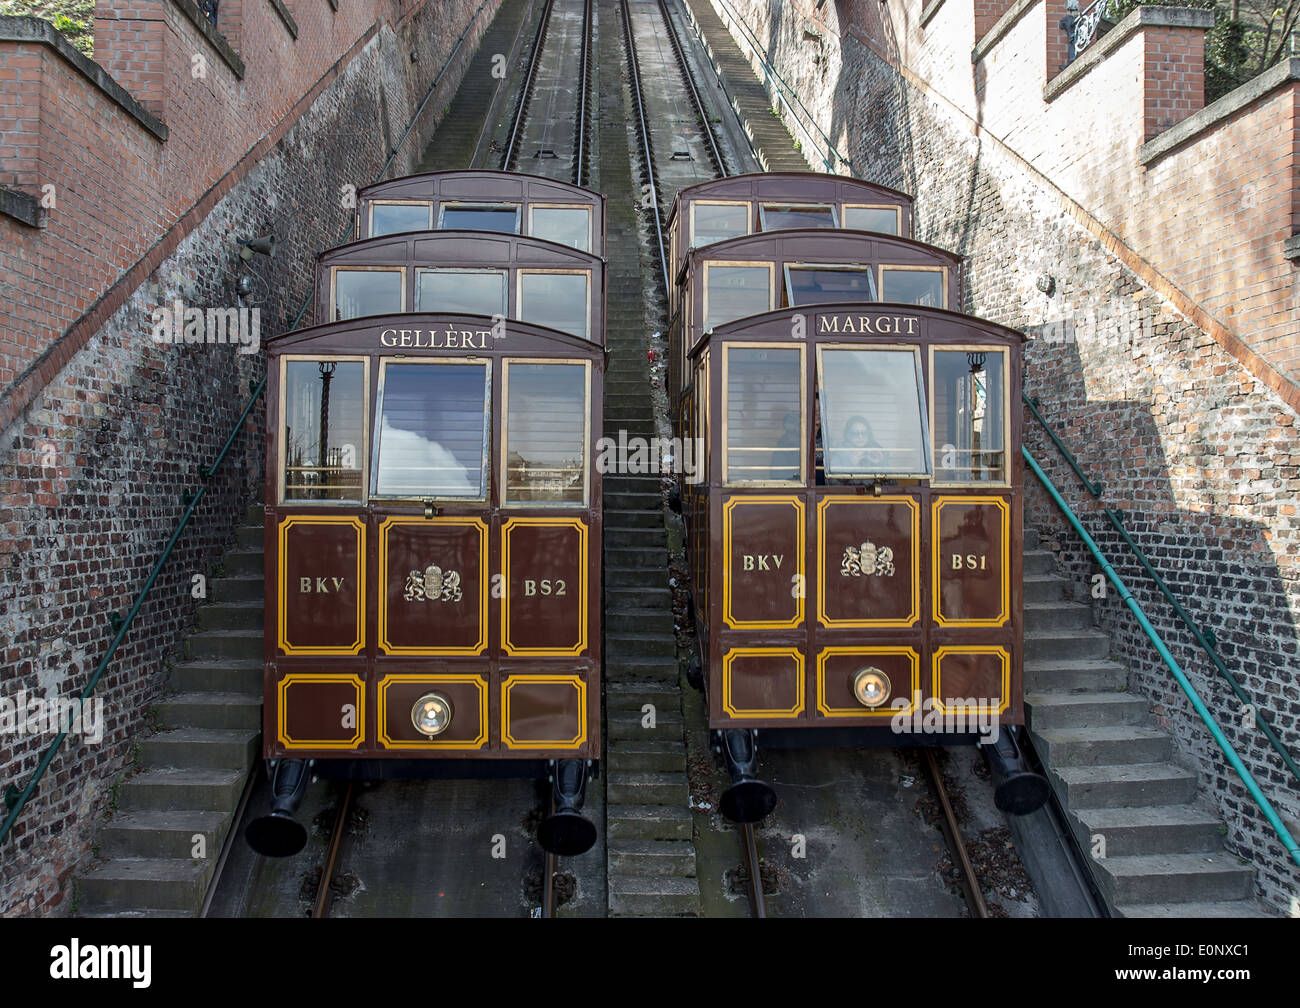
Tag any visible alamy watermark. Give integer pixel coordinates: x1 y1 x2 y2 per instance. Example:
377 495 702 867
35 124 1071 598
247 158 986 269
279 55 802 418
596 432 703 484
150 299 260 355
0 691 104 744
890 692 1000 744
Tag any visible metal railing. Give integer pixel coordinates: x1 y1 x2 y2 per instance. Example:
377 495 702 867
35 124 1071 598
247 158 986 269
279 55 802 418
1061 0 1117 64
0 0 493 848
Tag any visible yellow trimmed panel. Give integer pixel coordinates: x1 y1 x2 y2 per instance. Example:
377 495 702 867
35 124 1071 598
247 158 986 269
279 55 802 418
722 496 805 630
378 517 489 656
277 515 366 656
502 517 589 656
931 496 1009 628
815 646 920 719
931 646 1011 716
816 496 920 629
376 673 489 749
501 674 588 749
722 647 805 719
277 674 365 750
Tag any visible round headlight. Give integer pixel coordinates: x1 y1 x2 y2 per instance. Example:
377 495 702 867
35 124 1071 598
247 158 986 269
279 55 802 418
412 693 453 736
851 668 891 709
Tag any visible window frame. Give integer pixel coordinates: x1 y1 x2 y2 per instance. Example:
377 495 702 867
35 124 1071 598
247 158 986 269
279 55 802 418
415 266 509 317
437 201 522 233
277 354 370 506
782 262 878 308
528 203 594 252
329 265 408 321
500 358 592 508
721 341 806 487
877 264 949 309
758 202 839 231
366 199 434 237
369 357 493 503
841 203 903 236
702 260 775 333
689 200 752 248
815 343 933 481
927 344 1011 488
516 268 593 342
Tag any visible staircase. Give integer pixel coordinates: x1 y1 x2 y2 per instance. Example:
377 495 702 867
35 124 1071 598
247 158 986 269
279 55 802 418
77 503 264 917
1021 526 1271 917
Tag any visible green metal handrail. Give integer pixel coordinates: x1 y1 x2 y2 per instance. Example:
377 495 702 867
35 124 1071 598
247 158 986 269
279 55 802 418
1025 447 1300 869
1023 390 1300 791
0 0 493 847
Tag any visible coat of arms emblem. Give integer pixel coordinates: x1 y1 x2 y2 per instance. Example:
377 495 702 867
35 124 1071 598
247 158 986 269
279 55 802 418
403 563 463 603
840 541 895 578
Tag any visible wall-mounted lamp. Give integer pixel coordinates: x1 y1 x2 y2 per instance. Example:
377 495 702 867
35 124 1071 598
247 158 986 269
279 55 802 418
1035 273 1055 296
238 234 277 261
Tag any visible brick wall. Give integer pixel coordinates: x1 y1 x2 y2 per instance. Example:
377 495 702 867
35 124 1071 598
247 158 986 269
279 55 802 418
711 0 1300 914
0 0 498 917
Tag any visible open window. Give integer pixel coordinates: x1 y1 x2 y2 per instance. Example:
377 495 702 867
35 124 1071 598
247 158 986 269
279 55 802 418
759 203 838 231
784 264 877 307
690 201 750 247
931 347 1007 484
371 360 490 500
530 205 592 252
438 202 521 233
280 357 367 503
518 270 591 340
816 346 931 479
503 361 589 505
723 344 803 485
703 263 773 331
842 204 901 235
416 268 507 317
879 266 946 308
331 267 405 321
369 200 433 237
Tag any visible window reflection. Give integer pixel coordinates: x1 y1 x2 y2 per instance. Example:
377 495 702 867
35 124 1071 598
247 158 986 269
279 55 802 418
759 204 837 231
333 269 403 321
880 267 945 308
843 206 899 235
932 350 1005 483
818 348 930 477
373 363 488 499
705 265 770 331
370 202 432 236
692 203 749 247
531 207 591 252
283 360 365 501
519 272 589 340
725 346 801 484
785 266 876 307
417 269 507 316
505 362 586 504
439 204 520 233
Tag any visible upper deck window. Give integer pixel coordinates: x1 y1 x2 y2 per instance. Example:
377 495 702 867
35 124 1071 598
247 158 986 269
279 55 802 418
759 203 838 231
842 205 900 235
281 358 367 503
438 203 521 233
704 264 772 331
879 266 946 308
332 268 405 321
372 361 490 500
503 361 588 505
784 265 877 307
690 202 750 247
723 344 803 485
530 206 592 252
416 269 507 317
518 271 590 341
931 348 1007 484
817 347 931 479
369 201 433 237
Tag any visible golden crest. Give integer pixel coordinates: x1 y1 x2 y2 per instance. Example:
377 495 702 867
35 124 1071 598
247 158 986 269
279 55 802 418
404 563 463 602
840 541 895 578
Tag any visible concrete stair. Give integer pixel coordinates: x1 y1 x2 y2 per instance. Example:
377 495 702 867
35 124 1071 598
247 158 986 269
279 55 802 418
1021 526 1269 917
77 503 264 917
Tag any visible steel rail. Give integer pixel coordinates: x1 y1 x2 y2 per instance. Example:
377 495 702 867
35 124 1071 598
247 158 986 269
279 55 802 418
922 748 989 918
738 821 767 918
620 0 671 296
656 0 725 177
312 781 355 919
502 0 557 170
573 0 594 187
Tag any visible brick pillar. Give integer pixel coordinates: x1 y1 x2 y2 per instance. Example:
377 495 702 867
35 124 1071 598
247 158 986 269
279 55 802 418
1044 0 1072 81
0 40 46 191
973 0 1016 41
1142 23 1207 140
93 1 169 116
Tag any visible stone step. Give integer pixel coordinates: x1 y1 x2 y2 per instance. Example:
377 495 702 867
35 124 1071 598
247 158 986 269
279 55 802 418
606 745 690 772
1096 852 1255 905
246 503 265 525
1024 527 1041 550
119 768 245 813
608 709 685 740
1050 763 1198 809
605 586 672 609
1071 805 1225 856
156 692 262 730
170 659 261 695
605 508 666 528
210 576 263 603
1024 600 1094 631
1116 899 1273 918
222 549 263 577
1025 691 1149 730
608 839 697 877
608 803 694 842
606 632 676 658
1031 725 1171 767
99 810 232 860
140 728 259 771
77 859 209 915
605 566 671 589
186 629 263 661
606 547 666 570
1023 550 1057 576
605 528 666 549
1023 574 1066 602
1024 658 1128 692
606 609 675 633
607 771 688 805
196 601 264 632
235 524 265 548
605 656 680 683
605 491 663 510
1024 628 1110 662
608 875 699 916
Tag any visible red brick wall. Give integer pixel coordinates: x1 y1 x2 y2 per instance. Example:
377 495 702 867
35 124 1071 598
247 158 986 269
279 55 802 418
974 0 1013 40
91 3 169 115
1142 24 1206 140
1044 0 1070 79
